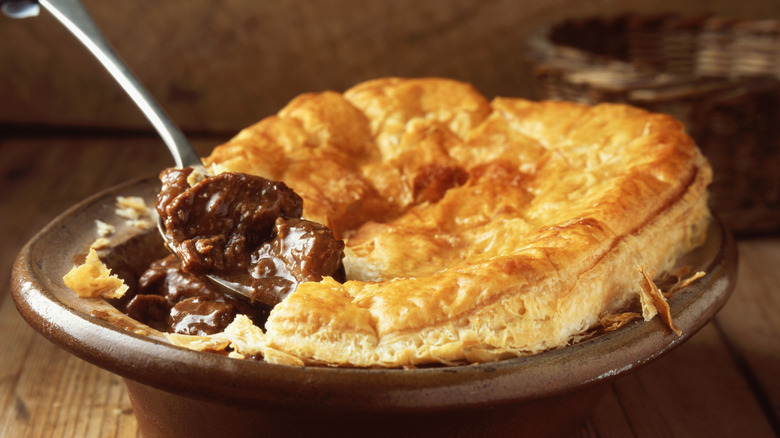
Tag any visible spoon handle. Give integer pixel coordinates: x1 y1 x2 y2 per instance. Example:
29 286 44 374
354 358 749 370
37 0 202 168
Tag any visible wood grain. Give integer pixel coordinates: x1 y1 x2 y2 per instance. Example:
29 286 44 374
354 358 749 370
0 136 214 437
716 238 780 428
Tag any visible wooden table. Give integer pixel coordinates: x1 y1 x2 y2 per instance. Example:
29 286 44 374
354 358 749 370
1 135 778 437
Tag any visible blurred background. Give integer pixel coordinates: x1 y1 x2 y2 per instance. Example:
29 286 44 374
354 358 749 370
1 0 778 132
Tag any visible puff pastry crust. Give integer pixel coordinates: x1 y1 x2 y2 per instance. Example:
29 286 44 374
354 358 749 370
204 77 712 367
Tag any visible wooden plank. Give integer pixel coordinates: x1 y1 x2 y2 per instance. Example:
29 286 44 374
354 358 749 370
608 322 775 437
577 321 775 437
575 388 636 438
0 137 214 438
715 238 780 430
0 294 140 438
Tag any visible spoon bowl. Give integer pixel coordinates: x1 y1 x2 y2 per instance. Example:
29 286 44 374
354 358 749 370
155 216 279 307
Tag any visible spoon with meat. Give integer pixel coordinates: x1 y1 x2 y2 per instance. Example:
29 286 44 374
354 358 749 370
22 0 344 307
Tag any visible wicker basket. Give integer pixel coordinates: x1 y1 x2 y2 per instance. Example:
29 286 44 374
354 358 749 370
526 14 780 235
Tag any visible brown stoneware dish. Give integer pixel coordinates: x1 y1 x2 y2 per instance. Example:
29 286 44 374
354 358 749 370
12 176 737 438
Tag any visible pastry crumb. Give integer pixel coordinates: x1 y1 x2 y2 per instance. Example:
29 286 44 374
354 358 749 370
63 248 128 299
89 237 111 249
115 196 153 229
95 219 115 237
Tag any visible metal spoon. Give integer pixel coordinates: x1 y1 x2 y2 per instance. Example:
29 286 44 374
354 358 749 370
6 0 268 306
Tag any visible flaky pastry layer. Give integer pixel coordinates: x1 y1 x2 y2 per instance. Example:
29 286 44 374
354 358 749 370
204 77 712 367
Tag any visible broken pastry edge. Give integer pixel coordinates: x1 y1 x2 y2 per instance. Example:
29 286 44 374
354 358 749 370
166 314 305 366
252 168 712 367
229 150 712 367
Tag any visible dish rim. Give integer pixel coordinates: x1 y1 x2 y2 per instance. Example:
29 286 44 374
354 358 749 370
11 175 737 413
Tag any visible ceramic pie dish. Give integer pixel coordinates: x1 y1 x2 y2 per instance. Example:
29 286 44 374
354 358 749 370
12 175 736 438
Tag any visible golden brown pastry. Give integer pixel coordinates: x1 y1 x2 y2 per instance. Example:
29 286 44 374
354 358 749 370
202 77 712 367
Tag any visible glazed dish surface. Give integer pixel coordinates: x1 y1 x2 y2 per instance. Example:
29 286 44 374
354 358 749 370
66 77 713 368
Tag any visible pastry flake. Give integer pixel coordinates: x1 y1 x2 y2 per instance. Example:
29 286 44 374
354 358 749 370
63 248 128 300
